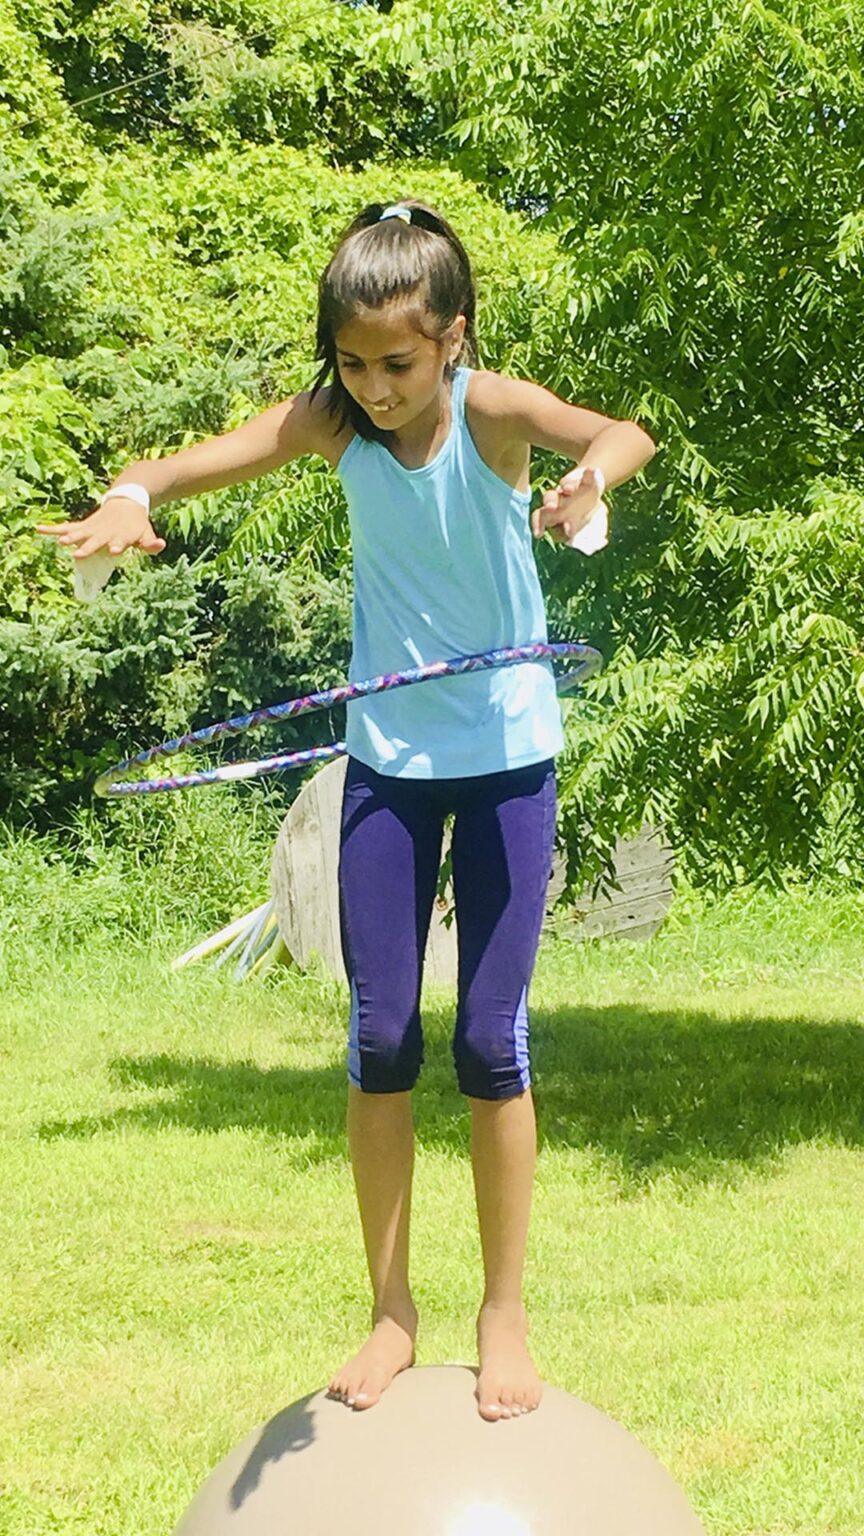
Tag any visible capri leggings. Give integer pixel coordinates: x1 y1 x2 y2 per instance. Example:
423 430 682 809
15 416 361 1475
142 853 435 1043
338 755 556 1101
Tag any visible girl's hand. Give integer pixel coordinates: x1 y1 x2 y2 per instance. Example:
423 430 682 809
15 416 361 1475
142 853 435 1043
36 499 166 559
532 466 605 542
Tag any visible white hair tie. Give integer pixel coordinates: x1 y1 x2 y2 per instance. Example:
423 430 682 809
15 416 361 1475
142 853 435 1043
379 205 412 224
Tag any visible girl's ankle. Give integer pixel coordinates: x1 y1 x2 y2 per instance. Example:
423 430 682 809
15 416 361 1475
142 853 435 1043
372 1295 418 1328
478 1298 527 1324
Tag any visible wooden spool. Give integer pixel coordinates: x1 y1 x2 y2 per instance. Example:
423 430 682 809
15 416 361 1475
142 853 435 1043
270 758 673 983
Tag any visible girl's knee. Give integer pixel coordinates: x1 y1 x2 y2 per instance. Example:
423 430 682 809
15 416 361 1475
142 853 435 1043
453 990 532 1101
453 1025 530 1101
348 1004 424 1093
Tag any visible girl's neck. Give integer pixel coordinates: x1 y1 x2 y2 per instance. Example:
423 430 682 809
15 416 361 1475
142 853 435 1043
386 377 453 469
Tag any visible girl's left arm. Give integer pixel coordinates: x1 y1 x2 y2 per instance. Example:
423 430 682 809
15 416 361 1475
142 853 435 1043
478 373 657 541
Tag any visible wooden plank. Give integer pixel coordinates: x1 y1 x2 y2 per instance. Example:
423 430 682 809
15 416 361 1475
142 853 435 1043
573 891 674 941
593 853 675 887
583 917 667 944
603 831 673 878
313 755 348 973
272 760 461 984
426 899 458 984
546 851 567 910
270 758 340 974
576 866 675 910
425 826 458 984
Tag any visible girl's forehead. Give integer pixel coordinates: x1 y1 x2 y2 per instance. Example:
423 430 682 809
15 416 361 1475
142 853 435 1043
335 304 431 358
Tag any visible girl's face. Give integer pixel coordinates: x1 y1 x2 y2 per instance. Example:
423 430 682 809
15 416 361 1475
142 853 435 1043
334 303 466 431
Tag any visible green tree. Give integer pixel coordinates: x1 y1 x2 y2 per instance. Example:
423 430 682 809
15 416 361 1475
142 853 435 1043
360 0 864 881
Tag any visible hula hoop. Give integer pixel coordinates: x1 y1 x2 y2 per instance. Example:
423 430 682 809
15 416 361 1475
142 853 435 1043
94 641 602 798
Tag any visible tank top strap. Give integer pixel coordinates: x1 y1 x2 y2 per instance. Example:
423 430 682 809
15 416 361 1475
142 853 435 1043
451 365 470 430
424 365 469 481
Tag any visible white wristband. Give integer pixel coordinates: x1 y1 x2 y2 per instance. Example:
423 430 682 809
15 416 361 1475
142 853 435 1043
564 464 606 500
101 482 151 513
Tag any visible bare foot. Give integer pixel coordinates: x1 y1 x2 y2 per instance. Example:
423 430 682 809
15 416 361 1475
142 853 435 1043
327 1301 418 1411
476 1302 543 1421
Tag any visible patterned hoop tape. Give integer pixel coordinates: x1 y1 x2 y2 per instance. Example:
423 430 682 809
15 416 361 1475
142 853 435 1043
94 641 602 798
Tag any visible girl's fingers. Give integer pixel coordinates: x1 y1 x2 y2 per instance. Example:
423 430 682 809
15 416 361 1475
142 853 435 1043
532 488 558 538
534 507 558 537
540 473 603 535
40 519 100 545
37 511 165 558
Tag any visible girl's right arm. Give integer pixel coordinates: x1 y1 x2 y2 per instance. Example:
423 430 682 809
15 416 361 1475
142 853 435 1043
36 390 339 560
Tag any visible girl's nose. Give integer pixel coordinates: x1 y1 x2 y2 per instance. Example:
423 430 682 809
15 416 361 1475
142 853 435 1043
363 377 391 404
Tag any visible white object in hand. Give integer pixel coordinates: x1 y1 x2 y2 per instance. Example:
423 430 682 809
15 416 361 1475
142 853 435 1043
66 547 122 603
67 482 151 601
567 499 609 554
560 465 608 554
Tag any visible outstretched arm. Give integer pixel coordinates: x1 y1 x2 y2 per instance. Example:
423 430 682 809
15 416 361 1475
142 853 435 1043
474 373 656 542
36 390 337 560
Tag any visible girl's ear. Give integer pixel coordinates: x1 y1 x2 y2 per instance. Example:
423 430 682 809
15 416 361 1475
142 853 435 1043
446 314 467 361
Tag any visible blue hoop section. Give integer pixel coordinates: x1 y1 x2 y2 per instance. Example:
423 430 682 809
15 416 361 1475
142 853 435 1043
94 641 602 798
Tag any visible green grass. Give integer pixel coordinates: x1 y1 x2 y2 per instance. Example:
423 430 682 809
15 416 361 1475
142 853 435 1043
2 877 864 1534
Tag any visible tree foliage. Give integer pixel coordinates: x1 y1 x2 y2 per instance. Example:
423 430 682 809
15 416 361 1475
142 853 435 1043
3 0 863 882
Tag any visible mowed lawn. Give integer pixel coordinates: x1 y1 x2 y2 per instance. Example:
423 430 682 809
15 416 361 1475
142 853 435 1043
2 886 863 1535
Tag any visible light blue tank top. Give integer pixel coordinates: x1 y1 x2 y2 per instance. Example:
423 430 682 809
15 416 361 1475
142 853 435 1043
336 366 564 778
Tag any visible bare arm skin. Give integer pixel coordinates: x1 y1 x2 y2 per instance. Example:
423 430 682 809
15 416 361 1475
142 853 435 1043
466 372 656 541
36 388 348 559
38 369 655 559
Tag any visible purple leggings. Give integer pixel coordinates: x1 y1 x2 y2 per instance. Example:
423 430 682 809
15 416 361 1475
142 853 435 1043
338 755 556 1100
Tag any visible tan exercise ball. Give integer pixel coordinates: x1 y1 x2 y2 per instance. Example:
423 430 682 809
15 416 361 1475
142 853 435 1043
173 1364 705 1535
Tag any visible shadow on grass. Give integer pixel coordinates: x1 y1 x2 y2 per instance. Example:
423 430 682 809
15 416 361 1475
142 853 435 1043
37 999 864 1188
530 1003 864 1187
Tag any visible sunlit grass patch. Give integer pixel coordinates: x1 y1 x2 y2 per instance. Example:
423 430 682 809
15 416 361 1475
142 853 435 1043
1 876 863 1534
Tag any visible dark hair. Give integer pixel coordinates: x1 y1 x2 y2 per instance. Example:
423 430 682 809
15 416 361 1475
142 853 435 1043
310 198 479 443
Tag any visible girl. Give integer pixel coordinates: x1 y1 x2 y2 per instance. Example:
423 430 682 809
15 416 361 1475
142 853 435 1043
39 198 656 1421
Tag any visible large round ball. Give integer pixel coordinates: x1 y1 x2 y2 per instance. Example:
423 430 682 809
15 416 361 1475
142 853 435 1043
173 1365 705 1535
